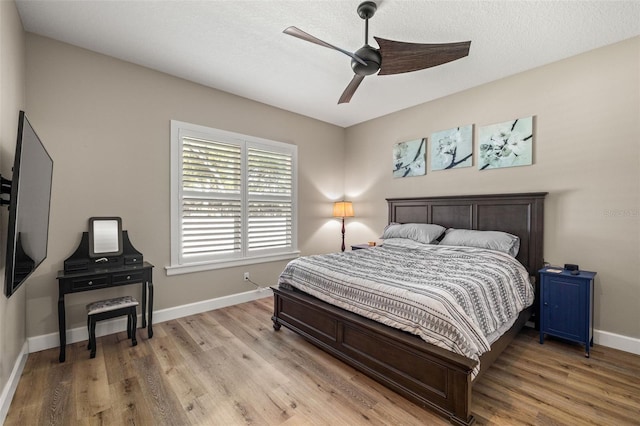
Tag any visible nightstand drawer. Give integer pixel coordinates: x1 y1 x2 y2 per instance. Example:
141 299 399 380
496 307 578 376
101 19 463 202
112 271 146 285
70 275 109 291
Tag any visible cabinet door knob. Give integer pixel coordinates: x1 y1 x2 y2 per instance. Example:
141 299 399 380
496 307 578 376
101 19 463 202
126 275 131 280
88 281 93 285
543 302 548 306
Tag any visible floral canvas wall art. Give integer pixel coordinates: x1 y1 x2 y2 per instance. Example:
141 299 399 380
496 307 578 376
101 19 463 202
478 116 533 170
393 138 426 178
430 125 473 171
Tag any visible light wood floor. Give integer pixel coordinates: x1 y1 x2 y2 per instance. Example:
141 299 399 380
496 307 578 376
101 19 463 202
6 297 640 425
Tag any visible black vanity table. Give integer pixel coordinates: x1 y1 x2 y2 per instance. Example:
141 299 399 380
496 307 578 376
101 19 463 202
56 226 153 362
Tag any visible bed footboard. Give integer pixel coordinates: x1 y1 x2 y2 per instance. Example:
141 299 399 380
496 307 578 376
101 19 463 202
272 286 477 426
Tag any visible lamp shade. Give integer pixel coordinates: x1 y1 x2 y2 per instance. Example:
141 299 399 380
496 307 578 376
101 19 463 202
333 201 354 218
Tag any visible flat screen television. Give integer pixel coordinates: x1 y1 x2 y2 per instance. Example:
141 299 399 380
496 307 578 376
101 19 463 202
3 111 54 298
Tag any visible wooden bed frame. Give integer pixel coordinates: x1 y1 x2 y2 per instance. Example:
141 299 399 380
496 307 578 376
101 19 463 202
272 192 547 425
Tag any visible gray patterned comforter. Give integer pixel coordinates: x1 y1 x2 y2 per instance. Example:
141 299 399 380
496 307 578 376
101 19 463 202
277 243 534 377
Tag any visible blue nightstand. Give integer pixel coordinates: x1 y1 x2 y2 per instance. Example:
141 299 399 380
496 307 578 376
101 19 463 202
539 267 597 357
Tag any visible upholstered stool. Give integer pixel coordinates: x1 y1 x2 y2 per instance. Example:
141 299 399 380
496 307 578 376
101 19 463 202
86 296 138 358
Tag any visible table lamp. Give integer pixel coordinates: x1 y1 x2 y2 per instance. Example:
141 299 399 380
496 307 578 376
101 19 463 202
333 201 354 252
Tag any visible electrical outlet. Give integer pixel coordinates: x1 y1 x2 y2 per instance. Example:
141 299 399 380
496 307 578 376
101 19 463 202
243 272 250 281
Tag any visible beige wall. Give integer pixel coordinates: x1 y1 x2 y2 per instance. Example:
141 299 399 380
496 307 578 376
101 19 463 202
24 34 346 337
344 37 640 339
0 0 26 400
18 30 640 343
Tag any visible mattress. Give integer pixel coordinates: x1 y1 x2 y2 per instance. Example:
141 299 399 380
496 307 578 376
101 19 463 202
277 242 534 377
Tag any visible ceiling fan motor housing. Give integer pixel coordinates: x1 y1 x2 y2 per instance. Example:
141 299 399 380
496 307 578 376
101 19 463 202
352 45 381 75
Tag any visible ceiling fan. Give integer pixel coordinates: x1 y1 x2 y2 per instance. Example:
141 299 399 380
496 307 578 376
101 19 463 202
284 1 471 104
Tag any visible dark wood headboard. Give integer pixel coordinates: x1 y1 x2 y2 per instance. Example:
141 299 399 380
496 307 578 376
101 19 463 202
387 192 547 276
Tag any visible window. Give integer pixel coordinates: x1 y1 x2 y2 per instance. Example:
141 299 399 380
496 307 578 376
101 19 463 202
168 120 298 275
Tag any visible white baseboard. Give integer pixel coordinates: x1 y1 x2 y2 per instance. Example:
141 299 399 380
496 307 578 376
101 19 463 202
153 287 273 324
0 341 28 425
25 287 640 357
27 288 272 353
526 322 640 355
594 329 640 355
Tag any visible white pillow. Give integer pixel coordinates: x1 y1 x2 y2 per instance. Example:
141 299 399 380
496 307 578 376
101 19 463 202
380 223 445 245
381 238 432 249
440 228 520 257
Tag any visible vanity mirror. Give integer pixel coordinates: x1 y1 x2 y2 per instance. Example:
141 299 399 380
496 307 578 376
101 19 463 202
88 217 123 258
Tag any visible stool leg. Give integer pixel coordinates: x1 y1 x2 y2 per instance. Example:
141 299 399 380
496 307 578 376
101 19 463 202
127 313 132 339
89 316 97 359
87 315 91 350
131 310 138 347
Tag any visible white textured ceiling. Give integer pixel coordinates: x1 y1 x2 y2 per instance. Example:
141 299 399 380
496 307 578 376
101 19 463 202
15 0 640 128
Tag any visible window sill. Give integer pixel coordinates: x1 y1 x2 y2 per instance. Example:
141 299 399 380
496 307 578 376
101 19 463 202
165 251 300 276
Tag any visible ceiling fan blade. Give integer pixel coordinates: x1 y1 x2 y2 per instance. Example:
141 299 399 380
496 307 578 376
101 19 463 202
375 37 471 75
338 75 365 104
284 26 367 66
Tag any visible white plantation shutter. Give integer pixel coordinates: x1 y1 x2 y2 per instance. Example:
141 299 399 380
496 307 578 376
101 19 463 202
247 148 293 251
181 138 242 259
170 121 298 273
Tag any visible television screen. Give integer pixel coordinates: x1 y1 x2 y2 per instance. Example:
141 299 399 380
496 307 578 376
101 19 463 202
4 111 54 298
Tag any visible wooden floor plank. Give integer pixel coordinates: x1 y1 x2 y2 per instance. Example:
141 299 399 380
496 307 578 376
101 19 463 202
131 353 192 425
102 377 150 425
6 296 640 425
146 333 208 403
487 353 638 425
187 345 274 425
40 361 75 425
72 356 111 419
